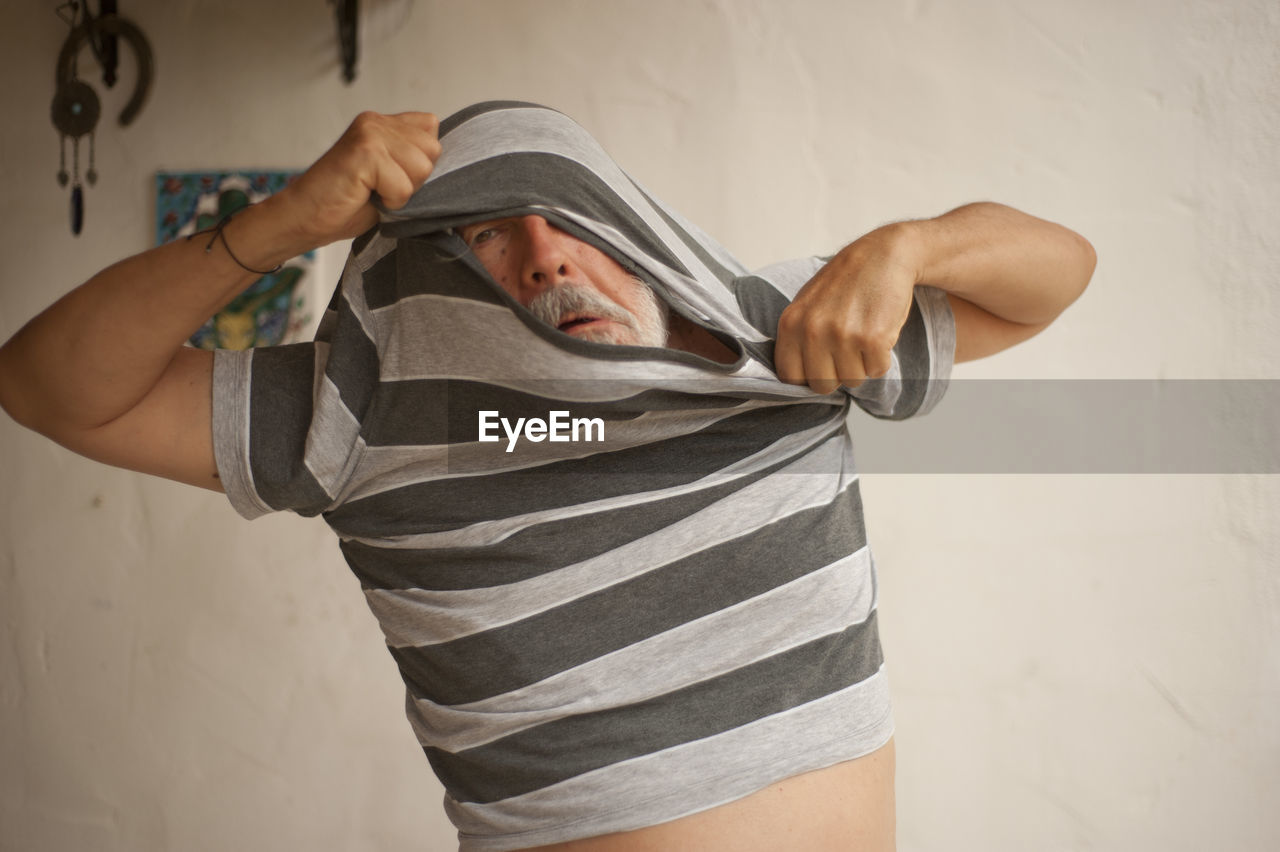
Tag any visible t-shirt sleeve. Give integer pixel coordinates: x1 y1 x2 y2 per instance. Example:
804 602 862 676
212 280 377 520
739 256 955 420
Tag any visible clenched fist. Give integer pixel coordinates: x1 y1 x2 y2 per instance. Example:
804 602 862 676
774 224 921 395
273 111 443 250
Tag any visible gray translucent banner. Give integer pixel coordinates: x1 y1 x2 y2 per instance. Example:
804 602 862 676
850 380 1279 473
441 379 1278 474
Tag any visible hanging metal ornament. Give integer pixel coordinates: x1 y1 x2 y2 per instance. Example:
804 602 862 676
51 78 100 235
51 2 154 236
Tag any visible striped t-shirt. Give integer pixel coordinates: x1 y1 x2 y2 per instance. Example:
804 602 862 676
212 101 954 850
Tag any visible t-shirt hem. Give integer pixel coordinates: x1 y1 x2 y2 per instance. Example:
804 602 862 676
454 707 895 852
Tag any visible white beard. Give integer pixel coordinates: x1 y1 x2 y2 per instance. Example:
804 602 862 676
529 279 670 347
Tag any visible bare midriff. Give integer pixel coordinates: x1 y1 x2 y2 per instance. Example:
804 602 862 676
518 738 896 852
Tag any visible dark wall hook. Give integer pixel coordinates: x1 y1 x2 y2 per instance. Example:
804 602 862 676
91 0 120 89
333 0 359 84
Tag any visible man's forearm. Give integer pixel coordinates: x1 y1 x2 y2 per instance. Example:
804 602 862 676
898 201 1096 326
0 196 310 435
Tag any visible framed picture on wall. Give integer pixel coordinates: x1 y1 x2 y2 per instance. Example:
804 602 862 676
155 170 326 350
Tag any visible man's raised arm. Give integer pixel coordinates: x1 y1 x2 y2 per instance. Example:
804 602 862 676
775 202 1096 394
0 112 441 490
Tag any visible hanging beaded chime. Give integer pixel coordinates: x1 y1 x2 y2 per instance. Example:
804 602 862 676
51 1 152 236
51 78 100 235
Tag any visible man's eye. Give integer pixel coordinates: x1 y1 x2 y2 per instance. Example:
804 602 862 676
467 225 505 247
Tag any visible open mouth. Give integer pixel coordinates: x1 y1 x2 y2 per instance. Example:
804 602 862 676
557 315 606 332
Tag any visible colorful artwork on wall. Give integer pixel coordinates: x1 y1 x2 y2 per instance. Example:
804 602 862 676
155 171 318 350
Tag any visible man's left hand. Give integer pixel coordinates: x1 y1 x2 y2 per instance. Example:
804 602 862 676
774 225 919 394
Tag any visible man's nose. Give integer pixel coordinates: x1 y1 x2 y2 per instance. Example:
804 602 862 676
517 215 577 296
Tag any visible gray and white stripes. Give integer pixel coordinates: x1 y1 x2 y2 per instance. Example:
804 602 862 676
212 101 952 850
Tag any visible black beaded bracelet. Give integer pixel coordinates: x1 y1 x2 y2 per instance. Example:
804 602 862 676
188 207 283 276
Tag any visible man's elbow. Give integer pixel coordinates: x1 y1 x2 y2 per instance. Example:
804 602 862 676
1030 226 1095 329
1065 229 1097 308
0 341 81 443
0 343 35 432
1025 229 1093 346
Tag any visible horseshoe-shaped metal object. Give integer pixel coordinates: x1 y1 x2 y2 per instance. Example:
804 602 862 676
56 13 153 127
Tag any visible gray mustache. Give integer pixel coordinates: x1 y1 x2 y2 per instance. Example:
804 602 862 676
529 283 632 328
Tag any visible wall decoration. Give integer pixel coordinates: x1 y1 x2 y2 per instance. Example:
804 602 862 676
53 1 154 235
156 171 320 350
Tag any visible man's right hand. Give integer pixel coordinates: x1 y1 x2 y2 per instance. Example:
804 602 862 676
270 111 443 253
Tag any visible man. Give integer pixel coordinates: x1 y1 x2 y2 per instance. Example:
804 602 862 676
0 102 1094 851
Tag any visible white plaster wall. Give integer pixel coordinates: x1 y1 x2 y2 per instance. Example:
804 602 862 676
1 1 1276 850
